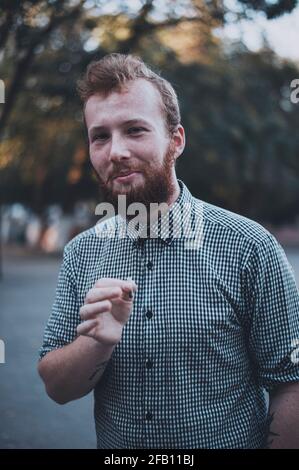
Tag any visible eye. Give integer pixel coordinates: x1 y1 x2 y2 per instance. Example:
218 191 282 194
92 133 109 143
127 127 146 135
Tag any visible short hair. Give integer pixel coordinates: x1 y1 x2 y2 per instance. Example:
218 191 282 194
77 53 181 134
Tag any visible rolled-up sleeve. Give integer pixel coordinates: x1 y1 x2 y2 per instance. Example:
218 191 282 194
246 233 299 392
39 241 81 360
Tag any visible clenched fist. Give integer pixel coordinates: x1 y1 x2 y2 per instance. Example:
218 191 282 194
77 278 137 346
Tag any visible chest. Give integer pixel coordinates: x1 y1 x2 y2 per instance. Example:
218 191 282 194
77 238 244 354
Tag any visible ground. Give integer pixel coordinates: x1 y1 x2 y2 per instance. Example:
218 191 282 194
0 248 96 449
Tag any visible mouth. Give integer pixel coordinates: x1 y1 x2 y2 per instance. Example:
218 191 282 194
113 171 140 184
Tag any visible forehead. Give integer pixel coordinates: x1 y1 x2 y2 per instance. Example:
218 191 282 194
84 78 165 129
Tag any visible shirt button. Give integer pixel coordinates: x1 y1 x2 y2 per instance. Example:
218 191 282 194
146 412 153 421
146 360 153 369
146 310 153 319
146 261 154 270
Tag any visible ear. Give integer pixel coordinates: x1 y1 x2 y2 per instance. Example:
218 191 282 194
172 125 185 161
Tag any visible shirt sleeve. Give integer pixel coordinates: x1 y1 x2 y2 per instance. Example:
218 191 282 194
245 233 299 392
39 241 81 360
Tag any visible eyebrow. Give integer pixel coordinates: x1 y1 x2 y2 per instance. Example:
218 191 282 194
89 119 153 137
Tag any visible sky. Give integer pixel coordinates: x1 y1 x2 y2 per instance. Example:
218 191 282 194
218 4 299 62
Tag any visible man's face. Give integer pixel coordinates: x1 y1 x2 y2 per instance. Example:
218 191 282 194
84 79 183 210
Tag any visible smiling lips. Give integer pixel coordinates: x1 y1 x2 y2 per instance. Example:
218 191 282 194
113 171 140 183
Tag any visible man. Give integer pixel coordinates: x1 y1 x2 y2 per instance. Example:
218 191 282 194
38 53 299 449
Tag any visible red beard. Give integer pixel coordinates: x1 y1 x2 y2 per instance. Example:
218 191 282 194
94 140 177 212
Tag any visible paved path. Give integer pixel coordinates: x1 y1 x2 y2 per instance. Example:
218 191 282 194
0 246 298 449
0 249 96 449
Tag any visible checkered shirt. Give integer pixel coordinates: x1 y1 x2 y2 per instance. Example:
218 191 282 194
39 180 299 449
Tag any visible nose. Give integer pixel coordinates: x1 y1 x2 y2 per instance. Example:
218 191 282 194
108 134 131 163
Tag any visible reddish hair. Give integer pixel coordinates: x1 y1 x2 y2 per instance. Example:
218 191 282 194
77 53 181 134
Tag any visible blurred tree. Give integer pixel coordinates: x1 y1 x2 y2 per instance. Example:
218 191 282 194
0 0 225 213
0 0 298 223
238 0 297 19
0 0 87 133
172 48 299 224
1 0 298 134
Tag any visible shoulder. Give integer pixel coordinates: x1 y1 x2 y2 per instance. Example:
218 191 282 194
199 199 272 248
63 216 119 257
193 198 285 271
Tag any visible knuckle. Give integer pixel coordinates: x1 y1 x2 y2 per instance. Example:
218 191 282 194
113 287 122 296
85 290 94 303
79 307 85 319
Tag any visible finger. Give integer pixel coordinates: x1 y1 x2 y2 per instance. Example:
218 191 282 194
121 277 137 301
125 281 138 293
77 319 98 336
95 278 137 291
121 286 136 301
80 300 112 320
85 286 122 304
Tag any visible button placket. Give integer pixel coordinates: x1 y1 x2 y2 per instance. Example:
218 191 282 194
141 240 159 431
145 309 153 319
146 260 154 270
145 411 153 421
146 359 153 369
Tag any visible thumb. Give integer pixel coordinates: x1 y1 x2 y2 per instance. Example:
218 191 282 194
121 280 137 301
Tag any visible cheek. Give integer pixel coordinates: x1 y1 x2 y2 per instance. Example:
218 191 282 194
89 153 98 170
89 149 96 165
90 147 105 169
136 141 162 162
90 156 106 181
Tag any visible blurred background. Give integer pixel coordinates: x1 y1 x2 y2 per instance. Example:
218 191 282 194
0 0 299 449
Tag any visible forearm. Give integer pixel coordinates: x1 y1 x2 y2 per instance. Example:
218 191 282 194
38 335 116 404
265 384 299 449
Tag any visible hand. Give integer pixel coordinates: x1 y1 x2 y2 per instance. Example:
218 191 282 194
77 278 137 346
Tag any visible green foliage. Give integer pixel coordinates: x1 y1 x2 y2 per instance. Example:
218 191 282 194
168 49 299 224
0 0 298 223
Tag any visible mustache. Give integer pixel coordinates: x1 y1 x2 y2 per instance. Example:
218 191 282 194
108 165 141 183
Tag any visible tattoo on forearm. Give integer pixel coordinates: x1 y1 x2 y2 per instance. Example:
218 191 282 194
88 361 109 381
264 411 280 448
